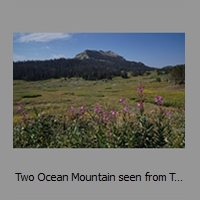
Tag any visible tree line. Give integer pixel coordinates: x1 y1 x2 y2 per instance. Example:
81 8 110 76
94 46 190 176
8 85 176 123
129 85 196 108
13 58 185 84
13 58 155 81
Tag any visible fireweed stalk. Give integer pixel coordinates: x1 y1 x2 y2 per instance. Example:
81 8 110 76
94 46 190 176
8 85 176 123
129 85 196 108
136 83 146 115
153 95 172 146
119 97 127 113
119 98 131 121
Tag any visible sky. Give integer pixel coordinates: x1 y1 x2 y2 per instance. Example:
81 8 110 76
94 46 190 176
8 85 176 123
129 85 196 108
13 33 185 68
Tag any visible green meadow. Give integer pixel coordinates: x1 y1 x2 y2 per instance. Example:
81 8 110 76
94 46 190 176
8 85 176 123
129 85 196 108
13 72 185 148
13 72 184 119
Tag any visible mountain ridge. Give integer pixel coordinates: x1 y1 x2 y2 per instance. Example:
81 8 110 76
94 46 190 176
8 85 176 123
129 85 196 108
74 49 126 62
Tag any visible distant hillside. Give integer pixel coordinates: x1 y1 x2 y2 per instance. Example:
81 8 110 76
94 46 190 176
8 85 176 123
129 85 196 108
156 65 173 75
13 49 157 81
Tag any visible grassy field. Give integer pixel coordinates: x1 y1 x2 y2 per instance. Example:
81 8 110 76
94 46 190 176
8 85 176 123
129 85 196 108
13 72 184 120
13 72 185 148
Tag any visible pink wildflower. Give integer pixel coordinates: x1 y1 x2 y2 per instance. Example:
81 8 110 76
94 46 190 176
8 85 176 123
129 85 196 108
94 106 99 111
137 101 143 110
17 104 22 112
119 98 126 105
138 87 143 92
70 106 74 113
78 105 85 115
155 96 163 105
123 106 127 112
103 112 110 122
166 110 171 116
155 96 162 102
110 110 115 116
94 106 103 115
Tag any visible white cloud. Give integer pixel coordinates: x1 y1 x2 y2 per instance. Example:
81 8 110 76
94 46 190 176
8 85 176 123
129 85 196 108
16 33 71 43
45 46 50 49
13 54 26 61
51 54 66 59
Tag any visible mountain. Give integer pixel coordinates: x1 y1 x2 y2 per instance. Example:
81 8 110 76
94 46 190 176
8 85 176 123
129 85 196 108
75 50 126 62
13 49 157 81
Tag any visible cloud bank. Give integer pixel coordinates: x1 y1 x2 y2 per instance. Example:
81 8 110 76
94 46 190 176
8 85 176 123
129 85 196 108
16 33 71 43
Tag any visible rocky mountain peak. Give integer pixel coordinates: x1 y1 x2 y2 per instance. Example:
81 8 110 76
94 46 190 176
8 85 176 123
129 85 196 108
74 49 125 61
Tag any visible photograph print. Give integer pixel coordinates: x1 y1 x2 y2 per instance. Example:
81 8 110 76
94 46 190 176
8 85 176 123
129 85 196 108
13 33 185 148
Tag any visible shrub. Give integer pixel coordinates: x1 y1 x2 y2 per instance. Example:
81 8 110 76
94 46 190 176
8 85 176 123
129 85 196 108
168 64 185 85
156 77 161 82
63 92 75 95
18 93 42 98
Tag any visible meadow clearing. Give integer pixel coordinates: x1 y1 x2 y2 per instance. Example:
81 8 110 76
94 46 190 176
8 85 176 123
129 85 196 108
13 72 185 148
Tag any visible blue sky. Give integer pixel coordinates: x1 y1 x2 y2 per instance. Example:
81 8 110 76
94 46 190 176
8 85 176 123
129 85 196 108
13 33 185 68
